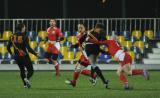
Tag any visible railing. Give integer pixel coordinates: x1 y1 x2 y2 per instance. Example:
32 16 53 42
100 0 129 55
0 18 160 39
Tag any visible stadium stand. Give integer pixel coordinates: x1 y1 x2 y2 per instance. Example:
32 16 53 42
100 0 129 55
144 30 154 40
0 18 160 65
2 31 12 40
132 30 142 40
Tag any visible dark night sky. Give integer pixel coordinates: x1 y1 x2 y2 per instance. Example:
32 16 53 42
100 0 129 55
0 0 160 18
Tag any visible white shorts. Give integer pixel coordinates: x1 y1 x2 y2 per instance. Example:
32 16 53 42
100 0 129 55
55 42 60 51
114 50 125 61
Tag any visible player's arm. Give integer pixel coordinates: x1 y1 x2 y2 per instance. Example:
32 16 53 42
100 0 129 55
87 32 108 45
25 37 38 57
72 33 86 49
7 36 13 55
44 36 48 44
86 30 99 43
86 30 98 43
86 31 106 45
57 29 64 41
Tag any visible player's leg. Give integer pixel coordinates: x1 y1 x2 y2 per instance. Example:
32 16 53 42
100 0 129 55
88 55 98 85
79 55 97 78
18 64 27 87
46 43 60 76
22 56 33 88
126 67 150 80
54 42 61 76
122 53 150 80
81 69 96 78
45 52 60 76
50 54 60 76
89 54 108 87
65 54 97 87
65 62 86 87
15 57 28 88
25 56 34 80
117 53 133 89
117 65 129 90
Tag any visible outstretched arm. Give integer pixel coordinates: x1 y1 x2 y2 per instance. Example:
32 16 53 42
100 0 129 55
86 32 107 45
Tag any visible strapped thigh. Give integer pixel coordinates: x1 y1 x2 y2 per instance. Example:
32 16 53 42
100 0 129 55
122 64 131 74
75 62 85 72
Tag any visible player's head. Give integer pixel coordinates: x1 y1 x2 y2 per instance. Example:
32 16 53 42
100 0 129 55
50 19 56 27
16 23 26 33
94 23 104 33
111 35 118 41
77 23 85 33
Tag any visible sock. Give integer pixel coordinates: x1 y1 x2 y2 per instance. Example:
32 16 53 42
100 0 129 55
132 69 143 75
91 66 96 79
72 71 80 84
55 62 60 76
119 74 128 86
94 66 107 84
81 69 97 78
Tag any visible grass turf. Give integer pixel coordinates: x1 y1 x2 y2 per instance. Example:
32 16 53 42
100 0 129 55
0 71 160 98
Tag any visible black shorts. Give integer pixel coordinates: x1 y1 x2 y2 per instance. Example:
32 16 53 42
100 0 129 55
45 52 58 60
85 44 100 56
14 55 32 66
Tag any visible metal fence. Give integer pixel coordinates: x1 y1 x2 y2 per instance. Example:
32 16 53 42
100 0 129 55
0 18 160 38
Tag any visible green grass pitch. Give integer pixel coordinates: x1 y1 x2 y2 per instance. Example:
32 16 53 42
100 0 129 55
0 71 160 98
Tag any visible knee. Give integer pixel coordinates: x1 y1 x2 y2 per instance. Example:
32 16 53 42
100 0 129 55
19 68 25 74
75 64 82 72
28 66 34 74
127 70 132 76
116 70 121 76
28 69 34 77
19 70 25 77
52 60 57 65
91 65 97 69
20 71 25 75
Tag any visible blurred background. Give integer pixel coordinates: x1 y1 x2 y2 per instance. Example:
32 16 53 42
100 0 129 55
0 0 160 70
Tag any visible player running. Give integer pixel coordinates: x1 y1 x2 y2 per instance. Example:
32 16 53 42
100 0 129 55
45 19 64 76
89 35 150 90
7 23 39 88
65 24 97 87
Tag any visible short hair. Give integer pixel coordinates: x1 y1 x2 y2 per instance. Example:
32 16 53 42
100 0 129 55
95 23 104 29
16 23 25 32
50 19 56 22
78 23 85 28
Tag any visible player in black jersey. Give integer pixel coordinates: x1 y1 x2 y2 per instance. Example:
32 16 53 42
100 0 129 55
85 23 109 88
7 23 39 88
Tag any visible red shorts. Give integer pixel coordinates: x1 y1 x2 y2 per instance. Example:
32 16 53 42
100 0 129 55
78 55 90 67
47 43 59 54
119 52 132 67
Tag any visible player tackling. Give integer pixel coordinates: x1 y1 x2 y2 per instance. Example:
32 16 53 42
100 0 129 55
65 24 97 87
89 35 150 90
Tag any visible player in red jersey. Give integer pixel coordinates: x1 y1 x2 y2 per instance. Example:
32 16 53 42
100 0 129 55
65 24 97 87
89 35 150 90
45 19 64 76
